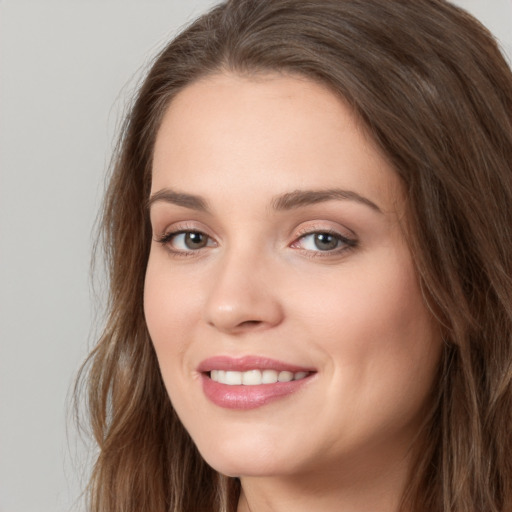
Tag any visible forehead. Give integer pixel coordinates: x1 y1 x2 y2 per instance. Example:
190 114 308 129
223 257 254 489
152 72 403 214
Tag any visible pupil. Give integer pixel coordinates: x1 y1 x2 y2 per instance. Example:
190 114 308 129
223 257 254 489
315 233 338 251
185 232 207 249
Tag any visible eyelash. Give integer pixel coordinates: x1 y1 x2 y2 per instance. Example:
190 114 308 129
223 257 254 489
155 227 358 258
155 230 213 258
292 228 358 257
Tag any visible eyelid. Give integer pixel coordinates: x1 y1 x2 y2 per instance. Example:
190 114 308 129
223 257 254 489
290 223 358 255
153 220 358 258
154 220 212 240
154 220 218 256
292 230 355 247
292 221 356 243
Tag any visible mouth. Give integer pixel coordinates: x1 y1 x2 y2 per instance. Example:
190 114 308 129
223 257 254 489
198 356 316 409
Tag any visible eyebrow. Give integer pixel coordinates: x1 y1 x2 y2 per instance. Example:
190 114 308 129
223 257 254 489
147 187 382 213
147 188 209 212
272 188 382 213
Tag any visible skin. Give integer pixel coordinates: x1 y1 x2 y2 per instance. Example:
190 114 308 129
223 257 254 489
144 72 442 512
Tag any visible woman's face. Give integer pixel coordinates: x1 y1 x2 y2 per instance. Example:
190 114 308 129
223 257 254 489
145 72 442 480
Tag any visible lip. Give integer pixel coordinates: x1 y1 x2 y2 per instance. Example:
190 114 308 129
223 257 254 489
198 356 316 410
197 355 315 373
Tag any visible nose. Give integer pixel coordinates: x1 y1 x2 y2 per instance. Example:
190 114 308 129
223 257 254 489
203 250 284 334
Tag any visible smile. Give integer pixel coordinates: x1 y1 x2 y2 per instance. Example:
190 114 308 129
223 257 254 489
198 356 316 409
210 369 310 385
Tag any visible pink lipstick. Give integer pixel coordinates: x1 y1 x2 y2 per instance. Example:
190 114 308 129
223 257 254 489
198 356 315 409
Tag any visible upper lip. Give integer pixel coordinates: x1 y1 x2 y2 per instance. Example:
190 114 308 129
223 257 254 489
197 355 315 373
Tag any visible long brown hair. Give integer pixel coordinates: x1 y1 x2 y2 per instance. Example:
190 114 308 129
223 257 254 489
75 1 512 510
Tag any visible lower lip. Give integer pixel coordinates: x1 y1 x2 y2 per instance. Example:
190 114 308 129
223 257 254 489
201 374 313 410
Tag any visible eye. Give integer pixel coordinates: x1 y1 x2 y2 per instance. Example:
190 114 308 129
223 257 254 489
157 230 215 252
292 230 357 253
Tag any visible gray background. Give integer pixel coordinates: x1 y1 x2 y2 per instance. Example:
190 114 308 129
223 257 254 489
1 1 510 511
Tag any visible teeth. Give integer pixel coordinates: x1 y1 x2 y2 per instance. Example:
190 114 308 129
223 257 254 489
224 371 242 385
278 370 293 382
210 369 310 385
242 370 262 385
262 369 278 384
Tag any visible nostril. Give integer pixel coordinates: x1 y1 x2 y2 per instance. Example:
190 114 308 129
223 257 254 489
239 320 262 328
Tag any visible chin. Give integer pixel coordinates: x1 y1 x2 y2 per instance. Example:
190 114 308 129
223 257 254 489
194 433 301 478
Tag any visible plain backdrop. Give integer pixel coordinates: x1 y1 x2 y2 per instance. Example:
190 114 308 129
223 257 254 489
0 1 511 511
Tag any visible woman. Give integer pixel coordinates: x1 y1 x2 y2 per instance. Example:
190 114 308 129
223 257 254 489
76 0 512 510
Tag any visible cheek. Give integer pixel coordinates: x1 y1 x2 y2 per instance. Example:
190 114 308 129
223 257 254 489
295 254 431 345
291 249 441 418
143 257 207 424
143 256 199 369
